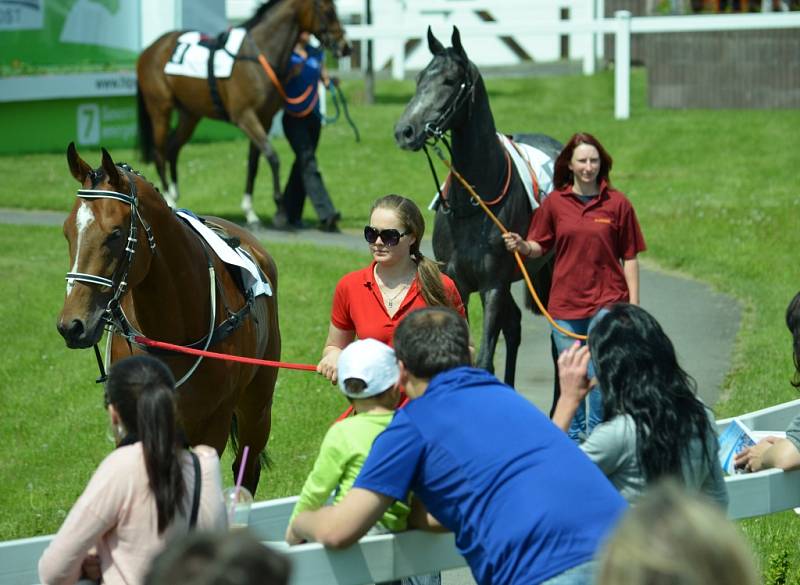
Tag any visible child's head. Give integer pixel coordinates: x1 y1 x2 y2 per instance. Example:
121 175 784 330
337 339 399 405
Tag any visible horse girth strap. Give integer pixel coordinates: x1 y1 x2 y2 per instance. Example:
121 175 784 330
206 46 230 122
135 236 255 354
67 175 255 372
142 294 256 355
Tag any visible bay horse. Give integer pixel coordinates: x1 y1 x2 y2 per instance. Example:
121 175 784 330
394 27 561 388
57 143 280 494
136 0 350 226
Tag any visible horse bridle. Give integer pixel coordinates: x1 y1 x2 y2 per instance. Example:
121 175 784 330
311 0 337 52
421 62 479 214
423 64 477 143
64 167 218 388
66 166 156 335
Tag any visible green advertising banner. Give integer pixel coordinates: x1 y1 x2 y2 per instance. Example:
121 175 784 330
0 0 138 71
0 94 241 155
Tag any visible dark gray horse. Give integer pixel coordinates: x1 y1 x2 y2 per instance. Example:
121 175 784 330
394 27 561 387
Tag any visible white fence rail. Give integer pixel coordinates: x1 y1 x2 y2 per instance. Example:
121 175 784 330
344 10 800 119
2 399 800 585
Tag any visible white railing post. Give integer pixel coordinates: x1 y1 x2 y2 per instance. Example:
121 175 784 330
583 0 596 75
614 10 631 120
595 0 605 60
391 6 406 80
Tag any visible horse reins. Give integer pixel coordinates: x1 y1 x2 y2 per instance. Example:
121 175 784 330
66 168 234 386
423 137 587 341
325 80 360 142
420 67 511 212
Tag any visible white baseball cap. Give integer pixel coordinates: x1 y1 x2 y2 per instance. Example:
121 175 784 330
337 339 399 398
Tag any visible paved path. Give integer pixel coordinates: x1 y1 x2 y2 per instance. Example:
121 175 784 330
2 208 740 585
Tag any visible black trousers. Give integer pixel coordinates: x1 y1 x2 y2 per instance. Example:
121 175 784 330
281 112 337 224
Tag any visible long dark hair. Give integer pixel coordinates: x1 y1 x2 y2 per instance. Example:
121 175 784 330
787 291 800 388
552 132 613 190
106 355 185 534
589 304 714 483
370 194 454 309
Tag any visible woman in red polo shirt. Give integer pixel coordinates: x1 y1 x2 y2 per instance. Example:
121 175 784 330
503 132 646 441
317 194 464 383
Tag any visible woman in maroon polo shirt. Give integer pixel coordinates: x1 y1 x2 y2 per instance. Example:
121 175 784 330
503 132 646 441
317 194 464 383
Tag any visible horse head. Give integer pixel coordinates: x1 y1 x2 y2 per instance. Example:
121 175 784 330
57 144 158 349
301 0 350 57
395 27 477 151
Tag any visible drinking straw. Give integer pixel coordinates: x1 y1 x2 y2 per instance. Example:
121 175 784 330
229 446 250 521
235 446 250 494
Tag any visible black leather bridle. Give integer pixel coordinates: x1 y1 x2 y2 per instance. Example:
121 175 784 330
65 165 157 340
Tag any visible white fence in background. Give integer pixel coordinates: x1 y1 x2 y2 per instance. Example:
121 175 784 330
3 399 800 585
343 10 800 119
227 0 597 73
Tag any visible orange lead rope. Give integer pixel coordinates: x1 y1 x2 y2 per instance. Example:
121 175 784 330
431 143 587 341
257 54 313 105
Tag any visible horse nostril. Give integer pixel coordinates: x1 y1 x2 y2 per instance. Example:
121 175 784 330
58 318 85 342
402 125 415 140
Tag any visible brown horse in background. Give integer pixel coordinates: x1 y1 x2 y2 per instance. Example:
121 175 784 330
136 0 349 226
57 144 281 494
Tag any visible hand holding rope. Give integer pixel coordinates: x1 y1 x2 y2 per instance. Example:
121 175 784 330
427 142 587 341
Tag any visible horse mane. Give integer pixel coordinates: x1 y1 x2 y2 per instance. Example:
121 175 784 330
242 0 283 30
89 162 156 193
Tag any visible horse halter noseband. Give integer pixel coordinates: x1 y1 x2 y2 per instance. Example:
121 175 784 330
66 166 157 332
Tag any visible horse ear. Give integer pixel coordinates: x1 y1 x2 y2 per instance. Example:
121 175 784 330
100 148 123 191
451 27 468 61
67 142 92 184
427 26 445 56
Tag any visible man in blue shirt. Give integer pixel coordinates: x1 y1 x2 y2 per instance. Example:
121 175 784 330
291 307 626 585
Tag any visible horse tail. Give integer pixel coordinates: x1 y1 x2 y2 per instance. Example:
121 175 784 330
137 83 154 163
229 414 271 470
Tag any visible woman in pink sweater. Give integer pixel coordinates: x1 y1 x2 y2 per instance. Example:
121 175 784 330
39 356 227 585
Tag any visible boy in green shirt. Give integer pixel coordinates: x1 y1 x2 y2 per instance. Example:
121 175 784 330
286 339 410 541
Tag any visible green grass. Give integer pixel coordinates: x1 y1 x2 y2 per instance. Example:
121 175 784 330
1 68 800 577
0 225 369 538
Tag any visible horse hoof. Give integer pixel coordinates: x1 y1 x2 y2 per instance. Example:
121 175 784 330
272 210 288 230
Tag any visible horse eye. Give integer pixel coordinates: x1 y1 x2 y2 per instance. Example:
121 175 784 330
106 228 122 243
442 79 457 87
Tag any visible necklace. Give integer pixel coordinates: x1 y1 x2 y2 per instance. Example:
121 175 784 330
383 283 409 309
374 265 414 310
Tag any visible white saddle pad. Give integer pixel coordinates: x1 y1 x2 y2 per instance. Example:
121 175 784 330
497 133 555 211
176 210 272 298
429 133 555 211
164 27 246 79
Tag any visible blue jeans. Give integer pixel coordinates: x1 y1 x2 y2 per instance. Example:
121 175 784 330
552 309 608 442
540 560 597 585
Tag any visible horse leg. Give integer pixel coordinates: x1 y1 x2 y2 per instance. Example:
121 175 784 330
165 110 200 206
241 142 262 226
231 361 278 495
180 404 233 457
143 100 174 199
499 290 522 388
476 288 506 377
235 109 281 228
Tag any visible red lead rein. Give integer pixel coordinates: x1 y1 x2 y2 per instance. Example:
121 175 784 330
132 335 317 371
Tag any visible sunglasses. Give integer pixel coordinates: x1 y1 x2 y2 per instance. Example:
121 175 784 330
364 226 410 247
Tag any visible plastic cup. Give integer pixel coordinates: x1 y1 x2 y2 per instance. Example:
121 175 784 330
223 486 253 530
